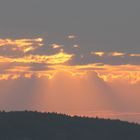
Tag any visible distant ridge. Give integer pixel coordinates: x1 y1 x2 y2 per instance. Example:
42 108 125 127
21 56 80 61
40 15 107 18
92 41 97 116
0 111 139 140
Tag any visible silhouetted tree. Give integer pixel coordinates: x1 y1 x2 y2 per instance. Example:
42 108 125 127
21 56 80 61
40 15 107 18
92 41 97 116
0 111 139 140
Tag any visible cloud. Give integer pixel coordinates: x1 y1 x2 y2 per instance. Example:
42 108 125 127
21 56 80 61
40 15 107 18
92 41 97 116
130 54 140 57
68 35 76 39
51 44 62 49
0 38 43 53
0 37 139 84
91 51 140 58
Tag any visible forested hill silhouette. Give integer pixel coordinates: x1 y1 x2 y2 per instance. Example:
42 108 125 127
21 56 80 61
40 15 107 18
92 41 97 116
0 111 139 140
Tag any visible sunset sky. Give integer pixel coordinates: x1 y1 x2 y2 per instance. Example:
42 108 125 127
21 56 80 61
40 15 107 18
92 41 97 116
0 0 140 123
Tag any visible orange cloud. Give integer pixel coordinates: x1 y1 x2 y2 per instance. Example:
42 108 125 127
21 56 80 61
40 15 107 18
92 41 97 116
49 64 140 84
68 35 76 39
0 74 11 80
51 44 62 49
0 57 140 84
91 51 140 57
129 54 140 57
6 66 30 72
91 51 126 57
73 44 79 48
91 51 105 56
0 51 73 64
109 52 125 57
0 37 139 84
0 38 43 52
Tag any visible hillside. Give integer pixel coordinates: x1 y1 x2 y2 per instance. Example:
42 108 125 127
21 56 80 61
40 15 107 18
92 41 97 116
0 111 139 140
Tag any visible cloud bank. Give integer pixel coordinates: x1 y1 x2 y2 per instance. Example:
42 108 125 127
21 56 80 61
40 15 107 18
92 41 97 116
0 36 139 123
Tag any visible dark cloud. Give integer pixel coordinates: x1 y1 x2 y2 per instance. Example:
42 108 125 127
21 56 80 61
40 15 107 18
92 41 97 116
29 63 54 71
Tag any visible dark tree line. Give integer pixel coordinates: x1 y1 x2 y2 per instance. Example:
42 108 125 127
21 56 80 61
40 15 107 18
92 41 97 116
0 111 139 140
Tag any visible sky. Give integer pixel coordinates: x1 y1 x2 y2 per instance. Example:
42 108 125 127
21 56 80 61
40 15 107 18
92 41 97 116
0 0 140 123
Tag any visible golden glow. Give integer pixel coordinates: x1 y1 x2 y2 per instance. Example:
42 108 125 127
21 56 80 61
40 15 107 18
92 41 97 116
73 44 79 48
0 74 10 80
24 73 32 78
1 55 140 83
91 51 126 57
46 63 140 84
46 52 73 64
91 51 140 57
0 56 13 63
6 66 30 72
36 38 43 42
91 51 105 56
0 51 73 64
109 52 125 57
0 38 43 52
51 44 62 49
95 65 140 84
15 52 73 64
11 74 20 79
68 35 76 39
0 37 139 84
130 54 140 57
